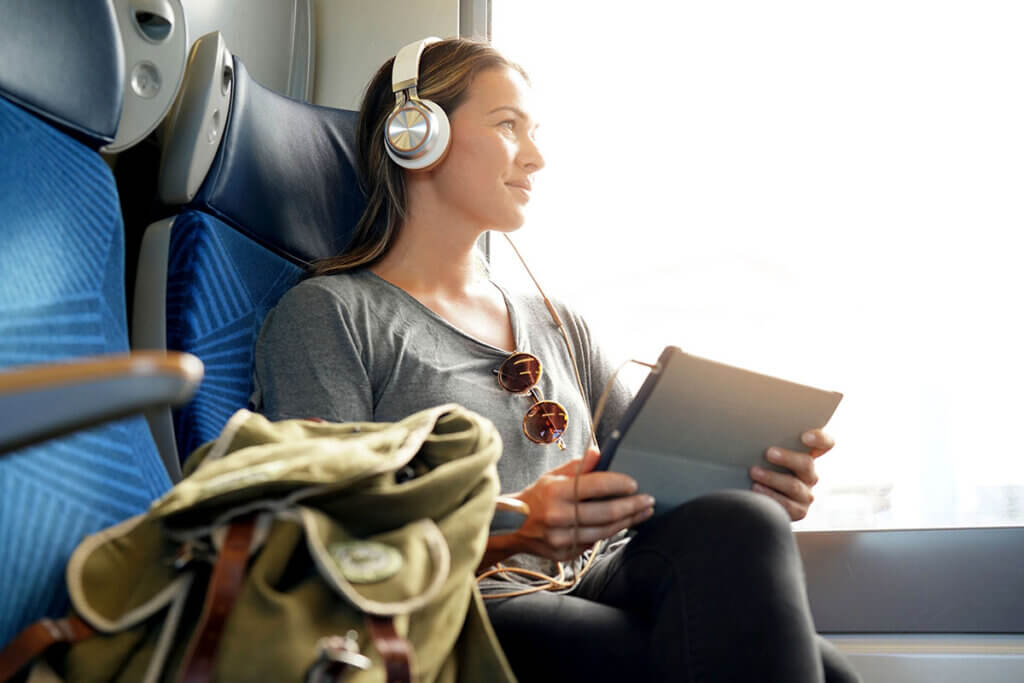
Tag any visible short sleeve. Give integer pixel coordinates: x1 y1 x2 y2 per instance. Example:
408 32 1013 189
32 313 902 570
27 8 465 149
250 281 373 423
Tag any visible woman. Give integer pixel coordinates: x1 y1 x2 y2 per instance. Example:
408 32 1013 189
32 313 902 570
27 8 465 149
252 37 859 682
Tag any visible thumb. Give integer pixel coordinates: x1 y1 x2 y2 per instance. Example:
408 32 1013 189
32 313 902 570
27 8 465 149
549 447 602 477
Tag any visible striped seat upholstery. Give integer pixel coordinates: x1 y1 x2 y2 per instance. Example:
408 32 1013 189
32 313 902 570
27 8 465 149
0 98 170 646
166 211 302 456
146 46 365 465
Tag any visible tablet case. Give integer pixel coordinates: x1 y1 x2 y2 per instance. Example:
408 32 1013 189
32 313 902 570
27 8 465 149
596 347 843 516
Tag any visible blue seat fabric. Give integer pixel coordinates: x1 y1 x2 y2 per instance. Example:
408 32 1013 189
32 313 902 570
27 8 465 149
163 57 364 462
0 96 171 646
167 211 302 457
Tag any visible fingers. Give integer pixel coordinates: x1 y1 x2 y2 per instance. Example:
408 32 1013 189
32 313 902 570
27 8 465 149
750 466 814 508
547 452 638 501
542 493 655 528
751 439 824 522
765 447 818 487
573 470 640 501
516 449 655 561
752 482 810 521
557 507 655 550
801 429 835 456
532 502 655 560
750 463 815 503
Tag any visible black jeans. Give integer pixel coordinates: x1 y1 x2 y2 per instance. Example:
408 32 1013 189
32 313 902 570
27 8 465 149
486 491 861 682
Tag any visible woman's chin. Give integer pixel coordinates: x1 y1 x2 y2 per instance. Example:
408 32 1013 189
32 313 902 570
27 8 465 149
489 225 524 235
487 214 528 234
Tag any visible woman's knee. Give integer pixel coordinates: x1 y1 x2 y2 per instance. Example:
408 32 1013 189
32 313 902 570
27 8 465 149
689 489 792 531
665 488 789 528
638 490 796 563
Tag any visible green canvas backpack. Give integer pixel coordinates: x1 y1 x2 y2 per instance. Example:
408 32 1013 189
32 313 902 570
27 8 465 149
0 404 516 682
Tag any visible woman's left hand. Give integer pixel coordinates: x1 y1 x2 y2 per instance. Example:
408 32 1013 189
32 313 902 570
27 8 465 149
749 429 834 521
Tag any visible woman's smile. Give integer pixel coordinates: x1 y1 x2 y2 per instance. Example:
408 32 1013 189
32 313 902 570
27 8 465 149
506 180 532 201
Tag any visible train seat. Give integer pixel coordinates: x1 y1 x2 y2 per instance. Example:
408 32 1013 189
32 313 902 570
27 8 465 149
0 0 199 647
133 32 366 477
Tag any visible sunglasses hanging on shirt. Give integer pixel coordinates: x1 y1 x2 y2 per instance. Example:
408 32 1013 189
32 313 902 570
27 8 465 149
495 351 569 449
499 235 599 451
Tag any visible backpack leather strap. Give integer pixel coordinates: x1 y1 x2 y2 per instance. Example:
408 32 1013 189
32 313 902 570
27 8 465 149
0 616 94 681
177 516 256 683
366 615 412 683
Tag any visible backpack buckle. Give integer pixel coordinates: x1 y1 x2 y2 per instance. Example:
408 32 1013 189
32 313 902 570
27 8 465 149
306 631 372 682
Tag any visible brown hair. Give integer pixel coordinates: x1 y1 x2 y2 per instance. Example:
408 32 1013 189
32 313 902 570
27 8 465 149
312 38 527 276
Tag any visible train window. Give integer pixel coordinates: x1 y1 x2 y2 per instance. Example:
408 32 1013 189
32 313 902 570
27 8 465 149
490 1 1024 531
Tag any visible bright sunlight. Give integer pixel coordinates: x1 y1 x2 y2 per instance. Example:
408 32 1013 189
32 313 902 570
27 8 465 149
490 0 1024 530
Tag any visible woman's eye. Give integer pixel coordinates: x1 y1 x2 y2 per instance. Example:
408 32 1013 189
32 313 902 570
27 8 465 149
499 120 516 130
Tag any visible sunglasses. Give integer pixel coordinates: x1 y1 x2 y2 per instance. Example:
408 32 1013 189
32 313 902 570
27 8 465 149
495 352 569 450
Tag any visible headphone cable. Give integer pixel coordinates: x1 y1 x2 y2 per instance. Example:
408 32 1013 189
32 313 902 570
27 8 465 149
482 235 659 599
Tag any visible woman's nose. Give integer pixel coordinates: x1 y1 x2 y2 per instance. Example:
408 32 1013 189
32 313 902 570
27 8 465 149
520 135 545 172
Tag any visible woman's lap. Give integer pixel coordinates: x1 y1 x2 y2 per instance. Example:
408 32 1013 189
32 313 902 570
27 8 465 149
485 589 652 680
485 490 861 682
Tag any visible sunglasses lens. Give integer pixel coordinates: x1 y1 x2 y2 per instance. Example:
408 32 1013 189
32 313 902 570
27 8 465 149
523 400 568 444
497 352 542 393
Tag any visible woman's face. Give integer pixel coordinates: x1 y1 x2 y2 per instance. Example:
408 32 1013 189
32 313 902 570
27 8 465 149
429 66 545 232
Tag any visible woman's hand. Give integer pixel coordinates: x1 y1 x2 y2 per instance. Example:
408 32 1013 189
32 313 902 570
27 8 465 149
749 429 835 521
495 448 655 562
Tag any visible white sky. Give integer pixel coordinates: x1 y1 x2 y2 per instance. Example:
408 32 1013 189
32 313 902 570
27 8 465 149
490 1 1024 529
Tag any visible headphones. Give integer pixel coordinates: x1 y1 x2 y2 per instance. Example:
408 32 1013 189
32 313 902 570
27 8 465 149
384 37 452 171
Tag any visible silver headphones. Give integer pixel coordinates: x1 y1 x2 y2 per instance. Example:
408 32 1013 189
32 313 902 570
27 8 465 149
384 37 452 171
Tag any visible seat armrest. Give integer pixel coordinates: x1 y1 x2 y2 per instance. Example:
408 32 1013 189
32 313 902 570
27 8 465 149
490 496 531 535
0 351 203 454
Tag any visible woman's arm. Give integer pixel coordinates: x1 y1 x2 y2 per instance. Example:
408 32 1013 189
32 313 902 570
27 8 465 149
252 281 374 422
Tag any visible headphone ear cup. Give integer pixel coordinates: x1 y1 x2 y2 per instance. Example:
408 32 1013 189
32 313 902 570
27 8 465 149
385 99 451 171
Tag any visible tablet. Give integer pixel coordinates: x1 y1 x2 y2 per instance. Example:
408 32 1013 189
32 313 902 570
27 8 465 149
595 346 843 516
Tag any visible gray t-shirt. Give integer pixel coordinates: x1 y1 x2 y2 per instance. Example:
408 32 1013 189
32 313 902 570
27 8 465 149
250 268 633 593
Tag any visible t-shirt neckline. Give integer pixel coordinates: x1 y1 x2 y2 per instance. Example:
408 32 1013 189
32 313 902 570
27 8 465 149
358 269 523 355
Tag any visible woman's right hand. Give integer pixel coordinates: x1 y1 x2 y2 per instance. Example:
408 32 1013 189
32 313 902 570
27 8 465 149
497 448 656 562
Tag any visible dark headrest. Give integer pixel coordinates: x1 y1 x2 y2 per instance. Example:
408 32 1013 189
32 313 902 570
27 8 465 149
191 58 366 267
0 0 124 148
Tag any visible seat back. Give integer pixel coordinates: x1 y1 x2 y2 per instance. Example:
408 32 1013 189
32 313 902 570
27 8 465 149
0 0 185 646
134 33 366 468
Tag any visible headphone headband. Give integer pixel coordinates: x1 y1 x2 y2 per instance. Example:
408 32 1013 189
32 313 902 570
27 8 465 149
391 37 441 95
385 37 451 171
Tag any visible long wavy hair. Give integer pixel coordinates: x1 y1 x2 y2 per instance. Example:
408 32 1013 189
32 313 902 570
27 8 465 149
312 38 528 276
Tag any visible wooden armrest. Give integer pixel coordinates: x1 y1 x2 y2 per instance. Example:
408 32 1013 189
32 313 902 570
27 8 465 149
495 496 530 516
0 351 204 454
491 496 530 535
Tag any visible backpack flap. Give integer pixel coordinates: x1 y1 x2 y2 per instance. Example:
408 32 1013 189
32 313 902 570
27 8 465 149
66 515 188 634
154 405 462 529
62 514 197 682
301 508 450 616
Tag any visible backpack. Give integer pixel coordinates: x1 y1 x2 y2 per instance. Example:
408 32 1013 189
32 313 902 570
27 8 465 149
0 404 516 682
